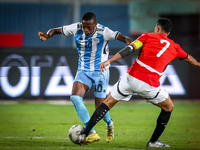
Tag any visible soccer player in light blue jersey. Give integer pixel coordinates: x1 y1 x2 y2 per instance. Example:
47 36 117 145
38 12 133 143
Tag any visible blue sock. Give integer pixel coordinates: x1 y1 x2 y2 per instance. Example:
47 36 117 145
84 121 95 131
102 111 112 125
70 95 95 131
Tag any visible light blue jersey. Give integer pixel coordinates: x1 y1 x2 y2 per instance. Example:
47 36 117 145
62 22 119 71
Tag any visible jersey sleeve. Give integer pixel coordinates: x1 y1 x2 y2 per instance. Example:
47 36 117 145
176 44 188 59
62 22 80 36
136 32 148 43
103 27 120 41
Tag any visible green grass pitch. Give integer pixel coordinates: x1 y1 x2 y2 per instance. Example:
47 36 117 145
0 100 200 150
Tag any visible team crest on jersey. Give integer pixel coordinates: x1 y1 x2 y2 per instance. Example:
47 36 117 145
92 38 99 43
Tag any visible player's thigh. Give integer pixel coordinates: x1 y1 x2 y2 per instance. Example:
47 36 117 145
72 70 92 96
110 74 133 101
91 70 109 98
145 86 169 104
145 86 174 111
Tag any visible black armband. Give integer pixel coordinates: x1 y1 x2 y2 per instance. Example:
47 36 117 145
118 45 135 58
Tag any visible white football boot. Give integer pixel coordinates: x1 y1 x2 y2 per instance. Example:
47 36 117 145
147 140 170 147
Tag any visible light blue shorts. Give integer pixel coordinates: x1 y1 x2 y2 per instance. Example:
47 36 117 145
74 69 110 98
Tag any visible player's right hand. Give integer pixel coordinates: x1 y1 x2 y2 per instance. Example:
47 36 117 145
125 37 133 45
38 32 48 42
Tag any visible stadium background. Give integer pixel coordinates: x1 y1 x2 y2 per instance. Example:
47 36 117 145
0 0 200 100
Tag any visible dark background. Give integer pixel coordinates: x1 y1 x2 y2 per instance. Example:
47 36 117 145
0 1 200 100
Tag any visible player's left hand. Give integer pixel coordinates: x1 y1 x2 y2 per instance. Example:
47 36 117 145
100 60 110 73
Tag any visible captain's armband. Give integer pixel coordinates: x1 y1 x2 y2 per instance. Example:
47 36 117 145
132 40 143 50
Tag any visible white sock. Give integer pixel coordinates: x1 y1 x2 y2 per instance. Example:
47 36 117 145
107 120 113 126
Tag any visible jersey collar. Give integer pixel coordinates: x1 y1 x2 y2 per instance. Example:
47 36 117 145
85 26 97 37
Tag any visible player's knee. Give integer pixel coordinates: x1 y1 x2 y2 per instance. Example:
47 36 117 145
162 97 174 112
170 103 174 111
163 105 174 112
167 103 174 111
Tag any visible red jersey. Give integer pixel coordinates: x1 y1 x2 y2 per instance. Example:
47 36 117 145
127 32 188 87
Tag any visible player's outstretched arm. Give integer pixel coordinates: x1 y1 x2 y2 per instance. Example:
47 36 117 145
183 54 200 68
38 27 62 42
117 33 133 45
100 53 122 73
100 44 137 73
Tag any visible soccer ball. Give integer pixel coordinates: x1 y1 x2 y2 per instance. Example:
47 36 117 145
68 124 85 144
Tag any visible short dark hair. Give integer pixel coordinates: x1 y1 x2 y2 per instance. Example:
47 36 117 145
157 18 173 33
82 12 96 22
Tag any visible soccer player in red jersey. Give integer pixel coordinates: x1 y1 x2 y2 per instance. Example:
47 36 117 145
76 18 200 147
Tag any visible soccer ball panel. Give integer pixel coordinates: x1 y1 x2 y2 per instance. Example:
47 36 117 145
68 124 85 144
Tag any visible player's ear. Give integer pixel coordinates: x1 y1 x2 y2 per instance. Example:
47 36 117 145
154 26 159 33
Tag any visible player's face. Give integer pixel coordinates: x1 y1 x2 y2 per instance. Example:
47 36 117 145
82 19 97 36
